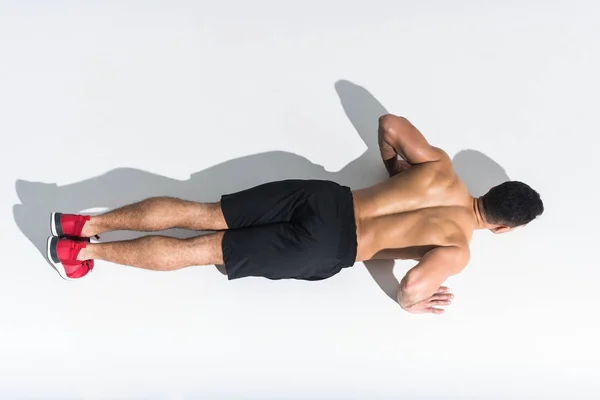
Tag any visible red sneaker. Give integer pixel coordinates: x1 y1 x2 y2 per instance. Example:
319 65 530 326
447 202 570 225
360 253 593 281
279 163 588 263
51 212 96 239
47 237 94 280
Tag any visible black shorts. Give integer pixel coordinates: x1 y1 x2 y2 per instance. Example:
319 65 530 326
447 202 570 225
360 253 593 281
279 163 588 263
220 179 357 281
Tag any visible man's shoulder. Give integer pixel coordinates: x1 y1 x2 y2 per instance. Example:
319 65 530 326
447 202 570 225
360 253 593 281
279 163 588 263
424 147 454 169
408 148 454 177
427 245 471 274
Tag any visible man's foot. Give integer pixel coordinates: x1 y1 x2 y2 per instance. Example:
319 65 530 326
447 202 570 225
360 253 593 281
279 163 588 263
47 237 94 280
50 212 93 238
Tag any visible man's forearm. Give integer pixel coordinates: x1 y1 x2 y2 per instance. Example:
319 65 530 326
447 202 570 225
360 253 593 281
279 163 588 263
398 292 422 310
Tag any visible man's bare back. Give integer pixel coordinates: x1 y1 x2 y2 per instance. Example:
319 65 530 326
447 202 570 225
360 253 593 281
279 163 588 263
353 157 474 262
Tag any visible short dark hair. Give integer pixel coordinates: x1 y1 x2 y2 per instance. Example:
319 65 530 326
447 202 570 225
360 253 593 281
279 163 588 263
480 181 544 227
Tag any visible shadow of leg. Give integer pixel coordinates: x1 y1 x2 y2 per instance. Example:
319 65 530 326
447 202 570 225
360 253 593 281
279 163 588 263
14 168 184 262
13 153 332 276
13 204 55 260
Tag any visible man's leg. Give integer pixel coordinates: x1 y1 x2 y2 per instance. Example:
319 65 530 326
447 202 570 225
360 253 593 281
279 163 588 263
78 231 225 271
49 180 321 279
81 197 228 237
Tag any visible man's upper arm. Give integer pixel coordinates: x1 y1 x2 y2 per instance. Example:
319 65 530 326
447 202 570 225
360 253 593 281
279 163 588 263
401 246 470 299
378 114 446 165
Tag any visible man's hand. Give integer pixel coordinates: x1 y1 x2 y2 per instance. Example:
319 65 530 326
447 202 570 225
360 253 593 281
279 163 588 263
400 286 454 314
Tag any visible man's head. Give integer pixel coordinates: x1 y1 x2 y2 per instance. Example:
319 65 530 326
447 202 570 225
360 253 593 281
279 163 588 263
479 181 544 233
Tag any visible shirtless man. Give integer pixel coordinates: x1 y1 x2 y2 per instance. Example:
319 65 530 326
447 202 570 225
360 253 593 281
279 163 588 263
47 114 544 314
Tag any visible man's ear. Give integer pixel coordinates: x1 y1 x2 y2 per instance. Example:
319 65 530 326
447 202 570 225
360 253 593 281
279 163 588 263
491 225 511 234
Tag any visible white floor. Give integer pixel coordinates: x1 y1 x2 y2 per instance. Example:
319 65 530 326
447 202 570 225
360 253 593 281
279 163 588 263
2 1 599 398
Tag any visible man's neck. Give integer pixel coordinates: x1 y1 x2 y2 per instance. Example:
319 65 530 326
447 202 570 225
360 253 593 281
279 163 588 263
472 197 487 230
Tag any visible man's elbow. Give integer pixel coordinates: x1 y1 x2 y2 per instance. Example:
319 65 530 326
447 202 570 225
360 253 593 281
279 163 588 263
379 113 408 128
397 275 427 306
402 277 427 297
379 114 411 140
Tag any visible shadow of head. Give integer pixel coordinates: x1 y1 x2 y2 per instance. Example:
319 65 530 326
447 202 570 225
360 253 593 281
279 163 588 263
13 80 510 300
452 149 510 197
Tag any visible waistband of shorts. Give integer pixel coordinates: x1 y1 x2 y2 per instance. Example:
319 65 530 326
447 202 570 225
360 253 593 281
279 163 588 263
337 185 358 267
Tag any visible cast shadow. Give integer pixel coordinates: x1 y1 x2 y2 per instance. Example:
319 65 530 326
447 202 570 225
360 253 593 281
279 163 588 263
13 80 509 301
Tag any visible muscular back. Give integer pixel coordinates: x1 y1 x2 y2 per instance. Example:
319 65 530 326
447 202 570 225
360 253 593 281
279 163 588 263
350 114 507 313
352 133 476 263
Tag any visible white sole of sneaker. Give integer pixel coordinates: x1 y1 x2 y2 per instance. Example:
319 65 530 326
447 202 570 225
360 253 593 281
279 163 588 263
46 236 74 281
50 212 58 237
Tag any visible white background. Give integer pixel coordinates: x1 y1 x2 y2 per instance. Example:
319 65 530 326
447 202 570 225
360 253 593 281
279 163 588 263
1 1 599 398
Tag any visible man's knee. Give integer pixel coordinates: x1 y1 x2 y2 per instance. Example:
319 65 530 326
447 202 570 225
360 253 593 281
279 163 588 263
187 231 225 265
205 202 228 230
